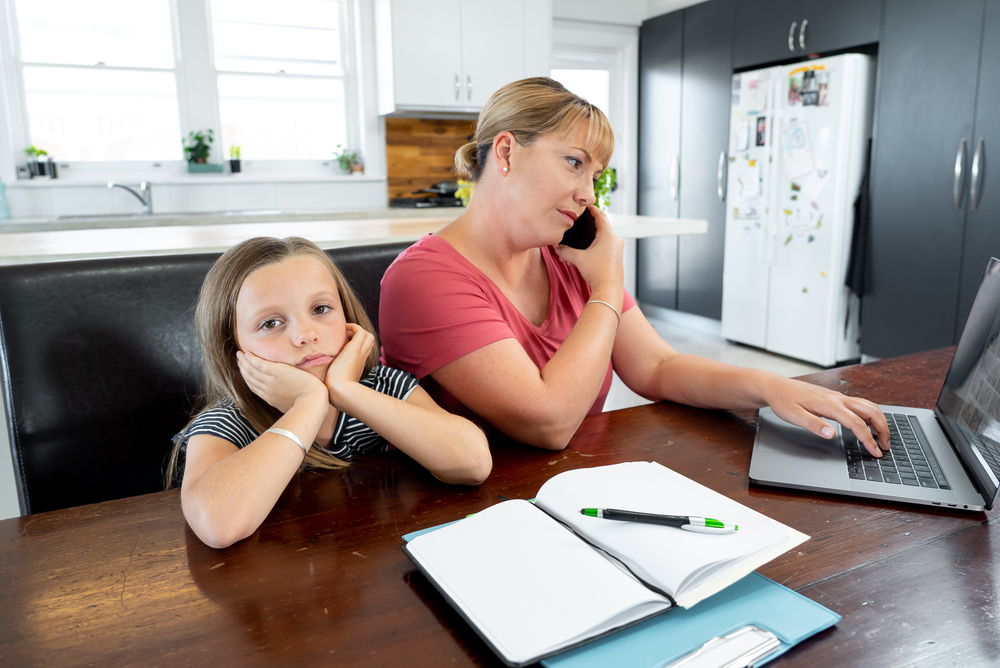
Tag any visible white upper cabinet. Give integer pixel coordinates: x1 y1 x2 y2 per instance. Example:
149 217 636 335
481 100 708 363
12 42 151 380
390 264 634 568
376 0 549 114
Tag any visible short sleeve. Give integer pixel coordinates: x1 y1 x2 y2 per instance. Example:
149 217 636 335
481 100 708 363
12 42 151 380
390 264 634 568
175 400 258 453
380 237 516 378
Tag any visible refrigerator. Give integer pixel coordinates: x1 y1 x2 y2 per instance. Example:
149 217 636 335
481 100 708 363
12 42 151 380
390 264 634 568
721 53 876 367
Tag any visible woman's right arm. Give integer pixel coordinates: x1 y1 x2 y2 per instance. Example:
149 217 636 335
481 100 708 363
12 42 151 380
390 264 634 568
180 365 330 549
429 209 624 450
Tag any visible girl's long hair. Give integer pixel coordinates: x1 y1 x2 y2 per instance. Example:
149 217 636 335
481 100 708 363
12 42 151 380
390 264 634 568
165 237 378 488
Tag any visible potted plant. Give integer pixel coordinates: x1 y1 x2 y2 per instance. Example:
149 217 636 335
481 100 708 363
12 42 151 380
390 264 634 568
594 167 617 210
24 145 49 177
229 145 241 173
333 144 363 175
183 129 222 173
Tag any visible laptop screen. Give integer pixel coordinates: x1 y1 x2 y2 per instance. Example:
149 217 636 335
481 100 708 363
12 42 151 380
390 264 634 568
936 257 1000 504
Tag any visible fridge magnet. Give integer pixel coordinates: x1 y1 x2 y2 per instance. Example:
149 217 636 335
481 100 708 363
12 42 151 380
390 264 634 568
781 118 815 180
800 70 818 106
735 118 751 151
756 117 767 146
746 75 768 111
802 168 830 201
791 182 801 191
788 71 802 106
816 70 830 106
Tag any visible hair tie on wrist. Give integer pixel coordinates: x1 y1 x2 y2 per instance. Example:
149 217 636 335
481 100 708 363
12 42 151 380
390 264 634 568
586 300 621 330
265 427 308 457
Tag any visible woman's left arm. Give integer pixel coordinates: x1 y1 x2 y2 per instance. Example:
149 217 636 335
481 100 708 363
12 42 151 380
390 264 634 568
611 307 890 457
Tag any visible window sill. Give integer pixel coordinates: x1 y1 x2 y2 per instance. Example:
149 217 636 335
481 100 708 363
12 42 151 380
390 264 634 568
8 173 386 188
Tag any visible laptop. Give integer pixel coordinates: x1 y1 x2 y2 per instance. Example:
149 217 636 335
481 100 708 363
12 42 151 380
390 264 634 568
749 258 1000 512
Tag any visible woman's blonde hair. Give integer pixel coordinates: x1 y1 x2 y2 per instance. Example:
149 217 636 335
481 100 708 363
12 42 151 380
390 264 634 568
454 76 615 182
165 236 379 487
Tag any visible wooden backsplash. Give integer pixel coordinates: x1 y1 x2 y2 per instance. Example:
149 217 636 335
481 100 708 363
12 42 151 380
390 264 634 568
386 117 475 200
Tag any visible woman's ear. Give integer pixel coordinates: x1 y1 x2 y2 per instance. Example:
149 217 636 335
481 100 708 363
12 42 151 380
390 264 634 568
492 131 515 175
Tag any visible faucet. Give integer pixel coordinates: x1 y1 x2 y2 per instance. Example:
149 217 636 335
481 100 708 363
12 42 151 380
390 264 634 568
107 181 153 215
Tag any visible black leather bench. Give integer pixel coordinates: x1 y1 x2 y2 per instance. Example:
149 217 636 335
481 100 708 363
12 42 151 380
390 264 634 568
0 241 412 515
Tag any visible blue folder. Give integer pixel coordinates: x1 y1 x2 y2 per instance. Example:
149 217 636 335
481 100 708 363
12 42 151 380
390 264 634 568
402 525 839 668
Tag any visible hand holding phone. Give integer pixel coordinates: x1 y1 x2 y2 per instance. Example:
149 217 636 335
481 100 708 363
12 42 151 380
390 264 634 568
559 208 597 249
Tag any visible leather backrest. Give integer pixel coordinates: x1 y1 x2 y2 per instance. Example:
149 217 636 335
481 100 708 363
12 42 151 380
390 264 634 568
0 241 411 514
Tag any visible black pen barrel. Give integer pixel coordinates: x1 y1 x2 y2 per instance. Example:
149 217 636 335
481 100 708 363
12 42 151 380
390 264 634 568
601 509 687 527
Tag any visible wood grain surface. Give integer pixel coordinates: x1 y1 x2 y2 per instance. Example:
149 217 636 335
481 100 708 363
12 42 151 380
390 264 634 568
1 347 997 667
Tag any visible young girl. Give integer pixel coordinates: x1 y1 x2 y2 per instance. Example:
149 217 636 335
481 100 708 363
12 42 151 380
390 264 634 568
168 236 491 549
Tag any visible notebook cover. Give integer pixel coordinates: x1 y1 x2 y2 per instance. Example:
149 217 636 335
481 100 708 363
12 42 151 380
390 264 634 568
540 571 840 668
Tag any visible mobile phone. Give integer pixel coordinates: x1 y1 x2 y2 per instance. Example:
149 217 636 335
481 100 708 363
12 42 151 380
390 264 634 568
560 207 597 249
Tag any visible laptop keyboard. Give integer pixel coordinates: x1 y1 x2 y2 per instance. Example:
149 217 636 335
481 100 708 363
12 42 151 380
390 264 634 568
845 413 951 489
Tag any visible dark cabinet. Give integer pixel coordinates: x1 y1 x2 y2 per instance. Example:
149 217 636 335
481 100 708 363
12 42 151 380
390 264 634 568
637 12 683 310
957 0 1000 339
676 0 734 319
637 0 733 319
733 0 881 69
864 0 985 358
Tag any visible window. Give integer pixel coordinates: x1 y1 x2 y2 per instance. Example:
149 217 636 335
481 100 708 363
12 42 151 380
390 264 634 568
210 0 351 161
13 0 182 161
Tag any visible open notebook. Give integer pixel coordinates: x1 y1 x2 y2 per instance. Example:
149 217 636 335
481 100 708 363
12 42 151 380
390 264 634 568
403 462 808 667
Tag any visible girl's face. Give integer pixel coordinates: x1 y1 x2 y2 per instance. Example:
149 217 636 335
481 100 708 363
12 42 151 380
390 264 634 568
505 121 605 247
235 255 349 381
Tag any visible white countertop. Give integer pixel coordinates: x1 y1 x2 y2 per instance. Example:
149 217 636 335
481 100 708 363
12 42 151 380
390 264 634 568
0 209 707 266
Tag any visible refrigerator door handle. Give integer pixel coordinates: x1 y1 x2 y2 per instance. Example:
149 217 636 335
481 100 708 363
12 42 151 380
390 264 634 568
955 138 967 210
971 137 984 211
718 152 727 201
670 154 679 201
799 20 808 49
788 21 797 51
455 74 461 101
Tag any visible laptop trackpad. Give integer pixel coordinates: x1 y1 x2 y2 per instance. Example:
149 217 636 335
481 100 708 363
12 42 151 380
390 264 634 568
756 409 842 461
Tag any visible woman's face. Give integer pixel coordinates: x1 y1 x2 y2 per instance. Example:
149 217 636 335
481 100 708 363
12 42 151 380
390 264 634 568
505 122 605 247
234 255 349 381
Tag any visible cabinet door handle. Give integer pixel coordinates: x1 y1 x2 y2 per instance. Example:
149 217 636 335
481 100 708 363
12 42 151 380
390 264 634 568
799 19 808 50
670 154 679 201
467 75 472 102
788 21 797 51
972 137 984 211
718 151 727 201
455 74 460 101
955 137 967 210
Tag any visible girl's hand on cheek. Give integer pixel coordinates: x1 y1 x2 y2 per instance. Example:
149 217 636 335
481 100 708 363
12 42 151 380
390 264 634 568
237 350 326 412
325 324 375 405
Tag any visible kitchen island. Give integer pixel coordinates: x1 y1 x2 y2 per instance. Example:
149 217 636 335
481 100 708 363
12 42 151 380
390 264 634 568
0 209 706 266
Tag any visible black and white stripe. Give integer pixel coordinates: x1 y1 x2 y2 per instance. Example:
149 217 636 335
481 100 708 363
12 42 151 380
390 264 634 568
178 399 258 452
331 366 419 457
175 366 419 460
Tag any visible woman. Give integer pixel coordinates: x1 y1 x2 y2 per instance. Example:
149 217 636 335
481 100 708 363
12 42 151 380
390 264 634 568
380 77 889 457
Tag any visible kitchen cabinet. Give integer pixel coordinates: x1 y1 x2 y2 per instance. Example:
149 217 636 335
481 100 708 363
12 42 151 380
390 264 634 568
636 12 683 310
863 0 985 358
957 0 1000 339
732 0 881 70
376 0 529 114
676 0 734 319
637 0 733 319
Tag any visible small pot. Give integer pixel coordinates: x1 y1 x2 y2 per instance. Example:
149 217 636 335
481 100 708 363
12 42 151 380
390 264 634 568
230 159 241 173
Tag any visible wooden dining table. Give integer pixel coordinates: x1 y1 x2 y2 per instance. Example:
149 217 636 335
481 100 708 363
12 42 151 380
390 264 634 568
0 346 996 667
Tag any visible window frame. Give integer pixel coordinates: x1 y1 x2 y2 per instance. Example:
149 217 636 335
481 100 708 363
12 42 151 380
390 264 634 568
0 0 362 181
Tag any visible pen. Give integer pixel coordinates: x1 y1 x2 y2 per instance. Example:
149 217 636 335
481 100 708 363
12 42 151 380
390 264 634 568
580 508 738 534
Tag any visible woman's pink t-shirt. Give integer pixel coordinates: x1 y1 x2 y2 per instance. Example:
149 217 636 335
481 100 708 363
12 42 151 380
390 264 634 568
379 234 636 418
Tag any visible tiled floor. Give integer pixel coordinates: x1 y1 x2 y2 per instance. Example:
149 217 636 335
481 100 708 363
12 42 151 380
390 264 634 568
604 313 824 411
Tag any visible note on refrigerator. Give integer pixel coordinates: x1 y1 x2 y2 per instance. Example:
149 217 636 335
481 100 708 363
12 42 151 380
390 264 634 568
801 168 830 202
781 118 814 180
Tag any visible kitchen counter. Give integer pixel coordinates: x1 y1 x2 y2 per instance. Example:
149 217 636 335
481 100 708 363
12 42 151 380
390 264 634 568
0 210 706 265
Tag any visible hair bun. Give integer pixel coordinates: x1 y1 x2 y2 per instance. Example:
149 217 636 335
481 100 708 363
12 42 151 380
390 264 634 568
454 141 479 180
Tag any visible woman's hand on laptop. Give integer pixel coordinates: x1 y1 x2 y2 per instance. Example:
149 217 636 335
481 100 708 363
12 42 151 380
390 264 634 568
765 378 890 457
